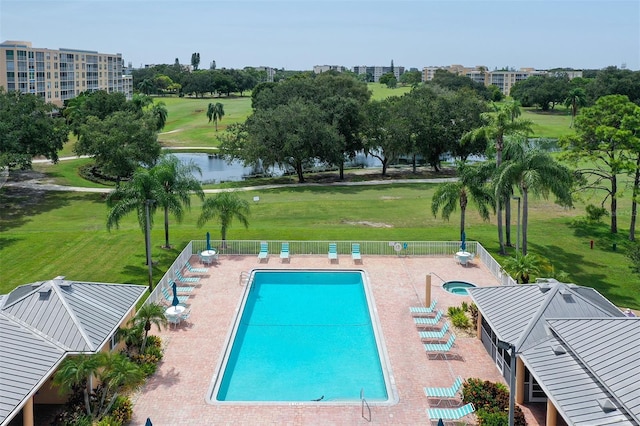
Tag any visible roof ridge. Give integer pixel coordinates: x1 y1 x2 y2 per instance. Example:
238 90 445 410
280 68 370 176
515 283 561 350
547 318 640 424
50 282 97 352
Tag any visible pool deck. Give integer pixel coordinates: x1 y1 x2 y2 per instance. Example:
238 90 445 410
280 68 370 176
131 255 547 425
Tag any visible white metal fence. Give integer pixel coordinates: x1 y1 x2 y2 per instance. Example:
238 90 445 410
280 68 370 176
144 239 515 307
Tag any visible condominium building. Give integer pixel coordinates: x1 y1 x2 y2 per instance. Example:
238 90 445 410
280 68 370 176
313 65 346 74
423 64 582 95
0 40 124 106
353 65 405 82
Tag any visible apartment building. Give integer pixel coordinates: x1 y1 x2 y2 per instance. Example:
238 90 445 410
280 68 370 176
313 65 346 74
353 65 405 82
423 64 582 95
0 40 124 106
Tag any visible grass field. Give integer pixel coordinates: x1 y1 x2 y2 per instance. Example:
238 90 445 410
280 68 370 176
1 178 637 309
522 106 575 139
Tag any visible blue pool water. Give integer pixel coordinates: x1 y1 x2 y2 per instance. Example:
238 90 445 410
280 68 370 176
212 270 389 402
443 280 477 296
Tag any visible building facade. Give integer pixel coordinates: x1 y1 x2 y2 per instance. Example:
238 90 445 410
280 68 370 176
0 40 124 106
353 65 405 82
313 65 346 74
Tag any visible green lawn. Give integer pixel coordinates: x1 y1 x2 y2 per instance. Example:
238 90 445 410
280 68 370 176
368 83 412 100
1 181 637 309
521 106 575 139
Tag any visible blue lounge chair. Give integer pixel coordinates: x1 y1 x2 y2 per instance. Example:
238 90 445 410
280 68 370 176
175 269 199 283
160 286 189 304
328 243 338 263
410 299 438 315
414 310 444 327
419 321 450 340
258 242 269 263
168 279 194 294
424 333 456 352
424 376 463 399
351 243 362 263
427 402 475 421
280 242 290 263
185 261 208 273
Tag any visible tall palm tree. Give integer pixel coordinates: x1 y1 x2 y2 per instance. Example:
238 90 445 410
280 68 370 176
206 102 225 131
150 101 168 131
96 353 144 419
106 167 163 267
496 139 573 255
151 154 204 248
564 87 588 127
198 191 250 247
130 303 167 353
463 102 533 254
431 161 494 239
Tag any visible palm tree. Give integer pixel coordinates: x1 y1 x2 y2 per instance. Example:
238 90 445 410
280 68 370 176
150 101 168 131
130 303 167 353
198 191 250 247
496 139 573 255
138 78 154 95
502 253 551 283
106 167 163 267
463 102 533 254
151 154 204 248
206 102 225 131
53 354 102 416
564 87 587 127
96 353 144 419
431 161 494 239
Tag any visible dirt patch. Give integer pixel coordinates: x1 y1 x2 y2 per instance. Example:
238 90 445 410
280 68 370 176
343 220 393 228
380 196 401 200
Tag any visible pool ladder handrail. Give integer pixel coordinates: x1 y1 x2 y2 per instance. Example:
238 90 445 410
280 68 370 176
429 272 447 284
360 388 371 422
239 271 250 286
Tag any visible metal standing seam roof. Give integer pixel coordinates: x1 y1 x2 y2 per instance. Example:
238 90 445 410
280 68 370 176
469 282 638 426
0 278 147 426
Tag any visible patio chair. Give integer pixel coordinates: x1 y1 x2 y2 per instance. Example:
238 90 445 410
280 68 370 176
165 313 181 329
280 242 290 263
426 402 475 421
258 242 269 263
160 286 189 305
185 261 208 273
175 269 199 283
410 298 438 315
328 243 338 263
168 279 195 294
351 243 362 264
424 376 463 399
424 333 456 352
180 308 191 323
414 310 444 327
419 321 450 341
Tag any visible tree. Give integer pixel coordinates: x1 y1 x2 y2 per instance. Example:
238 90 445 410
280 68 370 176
463 102 533 254
138 78 155 95
378 72 396 87
150 101 168 131
560 95 640 234
198 191 250 245
400 70 422 87
52 354 102 417
496 139 574 255
502 253 551 284
431 161 494 239
106 167 163 267
0 88 69 170
624 109 640 241
151 154 204 248
75 111 162 185
206 102 225 131
564 87 588 127
191 52 200 71
130 303 167 353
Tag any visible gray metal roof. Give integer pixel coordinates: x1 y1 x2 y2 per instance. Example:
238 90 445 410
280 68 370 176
0 278 147 426
549 318 640 423
0 313 65 426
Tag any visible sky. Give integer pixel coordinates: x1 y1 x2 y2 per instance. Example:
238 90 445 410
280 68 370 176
1 0 639 71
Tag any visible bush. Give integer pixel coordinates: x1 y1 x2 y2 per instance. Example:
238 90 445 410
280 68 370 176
447 306 464 317
147 334 163 349
477 409 509 426
96 415 122 426
451 311 471 328
468 303 479 325
109 395 132 425
462 378 527 426
139 361 158 377
585 204 608 223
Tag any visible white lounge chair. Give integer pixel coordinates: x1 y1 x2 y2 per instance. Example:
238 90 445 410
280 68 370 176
328 243 338 263
351 243 362 263
258 242 269 263
280 242 290 263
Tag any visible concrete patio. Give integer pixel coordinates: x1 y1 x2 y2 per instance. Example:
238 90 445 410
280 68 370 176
131 254 547 425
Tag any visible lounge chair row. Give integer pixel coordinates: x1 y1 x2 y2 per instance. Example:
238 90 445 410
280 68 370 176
256 242 364 264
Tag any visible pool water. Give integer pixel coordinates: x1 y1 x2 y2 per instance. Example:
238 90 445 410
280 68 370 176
443 281 477 296
211 270 390 402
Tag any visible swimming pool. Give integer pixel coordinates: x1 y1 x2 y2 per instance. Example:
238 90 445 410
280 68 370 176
443 280 477 296
208 270 395 404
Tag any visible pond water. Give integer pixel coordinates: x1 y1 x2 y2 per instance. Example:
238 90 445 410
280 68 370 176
174 153 382 183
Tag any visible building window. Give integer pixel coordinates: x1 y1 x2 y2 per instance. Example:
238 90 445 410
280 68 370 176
28 51 34 59
5 50 14 60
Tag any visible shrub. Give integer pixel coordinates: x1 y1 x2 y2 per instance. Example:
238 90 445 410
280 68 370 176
468 303 479 325
139 361 158 377
462 378 527 426
451 311 471 329
461 301 469 312
144 343 164 360
96 415 122 426
585 204 608 223
147 334 163 349
109 395 132 425
477 409 509 426
447 306 464 317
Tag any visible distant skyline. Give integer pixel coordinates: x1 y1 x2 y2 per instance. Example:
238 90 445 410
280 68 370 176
1 0 639 71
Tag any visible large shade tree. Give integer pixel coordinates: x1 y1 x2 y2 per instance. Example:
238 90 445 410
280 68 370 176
431 161 495 239
198 191 250 246
496 139 574 255
151 154 204 248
